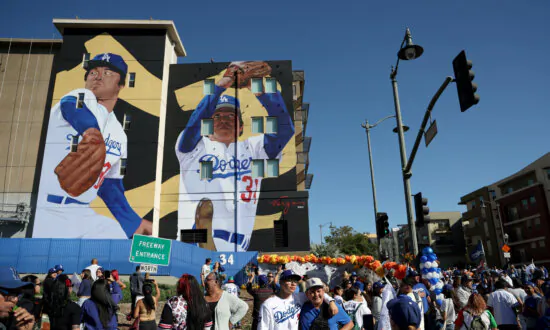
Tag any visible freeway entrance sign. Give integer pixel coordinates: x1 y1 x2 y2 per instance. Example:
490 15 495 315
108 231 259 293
129 234 171 266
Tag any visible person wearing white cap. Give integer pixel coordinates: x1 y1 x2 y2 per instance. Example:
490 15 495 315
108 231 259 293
299 277 354 330
258 271 339 330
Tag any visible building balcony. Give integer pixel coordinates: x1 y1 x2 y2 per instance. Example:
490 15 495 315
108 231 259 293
462 208 482 220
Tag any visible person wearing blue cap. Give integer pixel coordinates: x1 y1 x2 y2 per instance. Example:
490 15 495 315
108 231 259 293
258 270 339 330
372 281 385 326
521 282 540 329
175 61 295 252
0 266 36 330
387 294 421 330
54 264 64 276
247 273 275 330
33 51 152 240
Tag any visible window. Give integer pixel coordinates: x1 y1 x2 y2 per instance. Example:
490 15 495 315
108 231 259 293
82 53 90 69
484 222 489 236
531 242 537 249
508 207 519 221
487 240 493 256
522 199 529 209
200 161 213 180
203 79 215 95
251 117 264 134
479 196 484 203
123 113 132 131
201 119 214 136
266 159 279 178
77 93 85 109
528 179 534 186
266 117 278 134
252 160 264 178
473 217 479 226
471 200 476 209
490 190 496 200
540 240 546 248
519 248 526 262
507 187 513 194
265 78 277 93
274 219 288 247
293 84 297 100
527 218 532 229
530 196 536 205
535 217 541 227
120 158 127 175
251 78 263 94
70 135 79 152
546 168 550 180
128 72 136 88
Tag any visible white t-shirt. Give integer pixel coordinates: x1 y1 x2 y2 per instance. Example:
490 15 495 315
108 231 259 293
258 292 307 330
222 282 240 297
440 298 456 325
343 300 371 329
85 264 101 281
487 289 518 325
201 264 211 279
508 288 527 302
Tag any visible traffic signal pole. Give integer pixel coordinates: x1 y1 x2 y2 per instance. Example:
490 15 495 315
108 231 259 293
364 121 379 225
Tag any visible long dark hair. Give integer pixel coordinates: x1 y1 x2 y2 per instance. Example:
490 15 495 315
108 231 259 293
344 287 359 301
90 279 118 328
81 269 92 280
177 274 211 330
142 284 155 312
47 274 71 319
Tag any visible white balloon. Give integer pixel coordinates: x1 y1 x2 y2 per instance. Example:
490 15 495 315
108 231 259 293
427 273 433 279
424 262 431 269
436 293 444 300
436 282 444 289
420 263 425 269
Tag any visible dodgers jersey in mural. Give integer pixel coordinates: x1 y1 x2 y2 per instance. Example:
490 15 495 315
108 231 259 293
175 85 294 251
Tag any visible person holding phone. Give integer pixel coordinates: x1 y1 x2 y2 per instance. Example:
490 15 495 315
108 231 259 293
0 266 36 330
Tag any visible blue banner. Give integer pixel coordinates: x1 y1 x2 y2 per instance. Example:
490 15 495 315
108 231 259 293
470 241 485 261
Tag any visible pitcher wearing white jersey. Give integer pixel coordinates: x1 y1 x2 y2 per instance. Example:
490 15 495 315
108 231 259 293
33 53 151 238
175 61 295 251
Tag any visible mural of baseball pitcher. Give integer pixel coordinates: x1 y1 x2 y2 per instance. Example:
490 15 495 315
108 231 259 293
33 53 151 238
175 61 295 251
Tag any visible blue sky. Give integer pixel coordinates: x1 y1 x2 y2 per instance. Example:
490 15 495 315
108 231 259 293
2 1 549 244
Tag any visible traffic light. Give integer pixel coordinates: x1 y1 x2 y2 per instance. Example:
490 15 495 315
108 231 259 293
376 212 389 240
414 192 430 227
452 50 480 112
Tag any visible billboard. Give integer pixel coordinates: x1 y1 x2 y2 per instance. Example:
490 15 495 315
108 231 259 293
30 31 164 238
160 61 310 252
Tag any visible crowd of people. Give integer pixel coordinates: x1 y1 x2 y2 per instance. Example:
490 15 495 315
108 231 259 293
2 258 550 330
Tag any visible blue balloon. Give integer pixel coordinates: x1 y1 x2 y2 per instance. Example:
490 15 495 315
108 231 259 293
430 278 438 285
434 288 442 295
427 255 436 262
422 268 429 274
422 247 433 255
420 256 428 263
436 299 443 306
436 268 441 273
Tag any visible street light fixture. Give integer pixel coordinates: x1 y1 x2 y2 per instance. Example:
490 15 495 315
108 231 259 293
389 27 424 256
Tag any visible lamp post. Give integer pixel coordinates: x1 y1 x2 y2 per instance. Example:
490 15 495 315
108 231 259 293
319 222 333 244
362 116 408 257
389 28 424 256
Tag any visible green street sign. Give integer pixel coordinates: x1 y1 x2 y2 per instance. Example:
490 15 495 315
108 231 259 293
129 235 172 266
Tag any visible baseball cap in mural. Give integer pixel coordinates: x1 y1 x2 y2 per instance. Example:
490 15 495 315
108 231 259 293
306 278 325 290
54 264 64 272
280 270 301 282
215 95 241 112
387 295 421 329
86 53 128 81
0 266 34 290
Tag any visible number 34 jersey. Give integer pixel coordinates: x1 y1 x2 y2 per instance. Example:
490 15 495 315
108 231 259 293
175 132 283 236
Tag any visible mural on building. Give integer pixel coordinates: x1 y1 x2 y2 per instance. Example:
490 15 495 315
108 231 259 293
160 61 309 252
31 32 163 238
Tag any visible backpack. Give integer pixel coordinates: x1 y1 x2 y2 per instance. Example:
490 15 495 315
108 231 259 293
344 303 362 330
464 311 488 330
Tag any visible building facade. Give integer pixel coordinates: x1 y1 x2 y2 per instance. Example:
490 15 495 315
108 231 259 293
0 19 313 253
459 153 550 267
0 38 61 237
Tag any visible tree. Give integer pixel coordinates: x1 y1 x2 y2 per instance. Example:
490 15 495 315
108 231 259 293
323 225 378 257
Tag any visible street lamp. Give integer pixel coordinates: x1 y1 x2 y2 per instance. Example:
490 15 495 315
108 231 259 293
362 116 407 259
319 222 333 244
389 27 424 256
